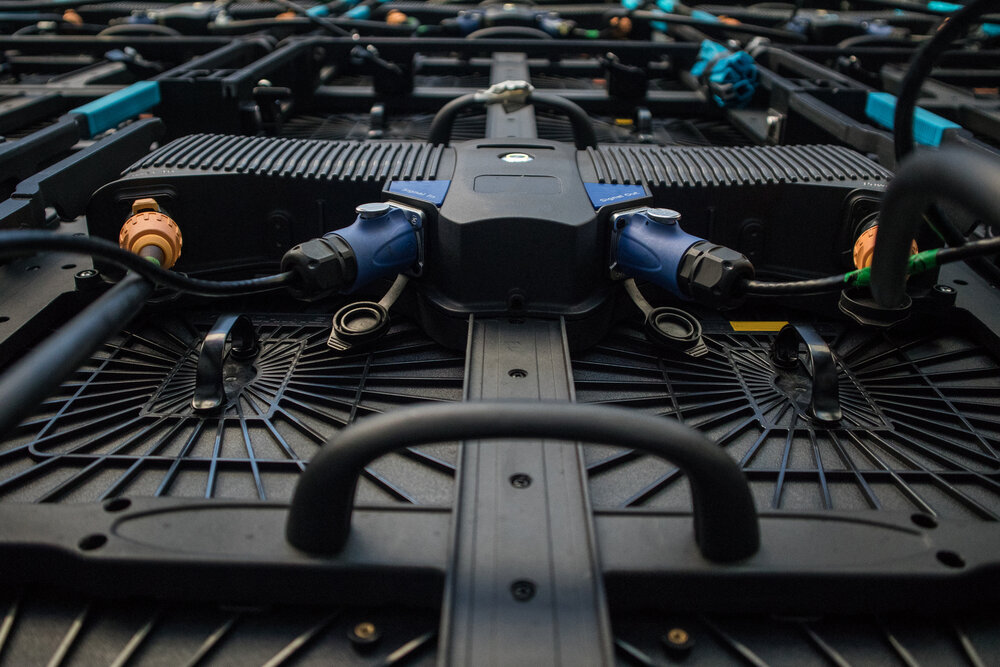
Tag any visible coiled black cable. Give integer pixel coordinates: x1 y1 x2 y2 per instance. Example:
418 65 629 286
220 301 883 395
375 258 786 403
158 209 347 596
0 232 297 297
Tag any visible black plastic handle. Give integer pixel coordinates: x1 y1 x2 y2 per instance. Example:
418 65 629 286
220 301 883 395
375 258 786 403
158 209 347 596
192 314 259 412
771 324 841 423
286 401 760 563
427 92 598 149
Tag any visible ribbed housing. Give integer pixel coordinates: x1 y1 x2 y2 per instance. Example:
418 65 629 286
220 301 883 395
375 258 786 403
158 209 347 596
584 144 892 186
128 135 445 182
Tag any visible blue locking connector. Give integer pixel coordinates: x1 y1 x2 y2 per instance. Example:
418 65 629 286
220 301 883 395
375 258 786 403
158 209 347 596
455 10 483 35
613 208 702 298
345 4 370 19
613 207 754 308
330 202 422 293
690 40 758 109
690 9 718 22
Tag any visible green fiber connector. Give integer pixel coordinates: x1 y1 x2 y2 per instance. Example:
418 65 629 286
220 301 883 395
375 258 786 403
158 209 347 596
844 249 940 288
144 256 161 267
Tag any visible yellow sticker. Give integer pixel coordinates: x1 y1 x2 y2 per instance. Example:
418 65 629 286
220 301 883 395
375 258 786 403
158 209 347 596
614 118 634 126
729 321 789 332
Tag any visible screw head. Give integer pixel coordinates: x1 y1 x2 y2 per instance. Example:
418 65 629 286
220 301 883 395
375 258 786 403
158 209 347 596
348 621 381 650
661 627 695 656
356 202 391 219
76 269 98 279
510 473 532 488
934 284 956 294
665 628 689 645
510 579 536 602
645 208 681 225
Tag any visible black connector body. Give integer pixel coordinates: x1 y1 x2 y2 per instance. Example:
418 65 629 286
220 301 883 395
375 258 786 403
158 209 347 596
280 235 357 300
678 241 755 309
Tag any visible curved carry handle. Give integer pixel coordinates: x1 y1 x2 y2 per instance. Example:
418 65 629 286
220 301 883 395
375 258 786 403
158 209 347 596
192 314 259 412
286 401 760 563
427 91 598 149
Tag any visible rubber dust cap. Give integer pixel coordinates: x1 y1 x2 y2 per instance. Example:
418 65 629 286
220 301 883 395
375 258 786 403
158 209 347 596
328 301 390 352
644 307 708 356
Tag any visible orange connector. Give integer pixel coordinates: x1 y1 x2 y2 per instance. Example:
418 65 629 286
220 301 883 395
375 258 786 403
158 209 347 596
386 9 409 25
853 225 918 270
119 198 183 270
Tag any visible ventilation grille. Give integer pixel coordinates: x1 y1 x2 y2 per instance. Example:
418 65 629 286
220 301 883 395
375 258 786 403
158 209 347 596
127 135 445 182
0 314 464 505
586 144 892 186
575 314 1000 519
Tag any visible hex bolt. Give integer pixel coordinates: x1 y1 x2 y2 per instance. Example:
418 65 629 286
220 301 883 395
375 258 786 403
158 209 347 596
934 284 956 294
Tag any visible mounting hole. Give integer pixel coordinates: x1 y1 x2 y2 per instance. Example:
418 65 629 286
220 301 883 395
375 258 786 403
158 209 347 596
61 264 77 270
78 534 108 551
508 369 528 378
103 498 131 513
0 317 8 324
911 513 937 529
510 579 536 602
954 279 968 286
510 473 532 488
936 550 965 568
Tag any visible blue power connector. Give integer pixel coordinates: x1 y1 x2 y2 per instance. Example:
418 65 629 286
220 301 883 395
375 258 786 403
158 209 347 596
690 40 758 109
613 208 703 298
613 207 755 308
331 202 423 293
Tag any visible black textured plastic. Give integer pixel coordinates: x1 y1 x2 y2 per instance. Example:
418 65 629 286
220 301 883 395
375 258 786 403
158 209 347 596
575 312 1000 518
584 144 892 186
127 135 445 182
0 314 463 505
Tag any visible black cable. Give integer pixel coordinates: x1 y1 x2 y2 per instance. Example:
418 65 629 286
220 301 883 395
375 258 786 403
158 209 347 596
269 0 353 36
932 234 1000 263
850 0 1000 22
629 9 809 42
0 273 152 439
836 34 925 48
741 274 847 295
741 234 1000 296
209 16 414 35
98 23 183 37
0 232 297 297
894 0 1000 162
0 0 132 9
466 26 553 39
872 146 1000 306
